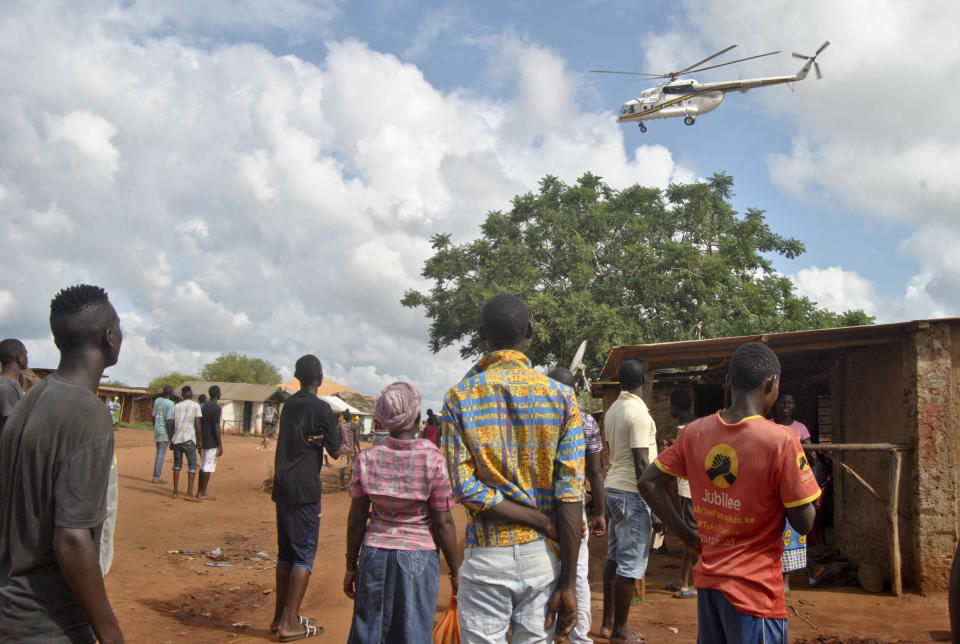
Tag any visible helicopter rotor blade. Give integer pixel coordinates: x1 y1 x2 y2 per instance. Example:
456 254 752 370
815 62 822 80
589 69 667 77
683 50 780 75
792 52 810 59
676 44 738 75
816 41 831 55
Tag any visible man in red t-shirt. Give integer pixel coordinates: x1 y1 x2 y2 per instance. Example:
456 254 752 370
639 342 820 643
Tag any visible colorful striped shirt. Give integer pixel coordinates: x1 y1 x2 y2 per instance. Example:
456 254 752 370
443 350 585 548
581 411 603 455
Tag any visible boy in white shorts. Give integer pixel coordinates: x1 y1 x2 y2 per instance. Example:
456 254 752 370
197 385 223 500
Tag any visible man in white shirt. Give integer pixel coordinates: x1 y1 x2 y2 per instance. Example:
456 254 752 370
171 385 202 502
601 358 657 644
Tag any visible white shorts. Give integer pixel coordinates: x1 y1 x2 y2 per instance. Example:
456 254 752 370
200 448 218 473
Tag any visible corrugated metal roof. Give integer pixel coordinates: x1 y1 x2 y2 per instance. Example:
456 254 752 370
596 318 960 383
179 381 288 403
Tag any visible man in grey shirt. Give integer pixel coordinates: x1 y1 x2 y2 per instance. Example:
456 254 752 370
0 338 27 432
0 285 125 643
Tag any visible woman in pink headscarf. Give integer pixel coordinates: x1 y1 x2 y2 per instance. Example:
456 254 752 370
343 382 461 643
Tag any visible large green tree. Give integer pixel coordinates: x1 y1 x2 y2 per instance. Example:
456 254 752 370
201 352 281 385
402 172 872 375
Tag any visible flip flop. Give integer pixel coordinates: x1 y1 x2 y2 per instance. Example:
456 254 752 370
609 632 645 644
664 581 680 592
279 623 323 641
271 616 316 634
673 587 696 599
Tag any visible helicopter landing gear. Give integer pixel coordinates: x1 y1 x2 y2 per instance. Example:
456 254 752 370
638 122 647 132
684 116 695 126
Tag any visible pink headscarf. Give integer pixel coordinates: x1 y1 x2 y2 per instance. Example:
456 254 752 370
373 381 422 432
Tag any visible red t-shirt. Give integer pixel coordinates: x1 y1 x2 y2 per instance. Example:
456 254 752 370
655 412 821 618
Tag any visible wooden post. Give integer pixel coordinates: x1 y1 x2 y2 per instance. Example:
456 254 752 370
888 450 903 597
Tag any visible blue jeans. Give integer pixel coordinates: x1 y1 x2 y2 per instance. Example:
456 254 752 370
458 539 560 644
697 588 786 644
153 441 168 480
347 546 439 644
172 440 198 474
606 488 652 580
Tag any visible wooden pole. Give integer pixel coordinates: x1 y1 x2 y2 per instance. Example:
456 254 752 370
822 453 883 502
888 450 903 597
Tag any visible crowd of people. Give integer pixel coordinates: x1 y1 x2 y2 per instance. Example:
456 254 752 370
1 286 959 644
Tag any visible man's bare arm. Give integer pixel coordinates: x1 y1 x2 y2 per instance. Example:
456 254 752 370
53 526 124 644
586 452 606 534
785 503 816 536
482 498 553 536
545 499 582 638
638 464 701 555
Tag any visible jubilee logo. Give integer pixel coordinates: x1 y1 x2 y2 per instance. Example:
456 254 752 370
704 443 739 488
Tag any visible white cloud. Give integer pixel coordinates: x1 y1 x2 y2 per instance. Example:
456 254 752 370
792 266 946 323
0 2 694 408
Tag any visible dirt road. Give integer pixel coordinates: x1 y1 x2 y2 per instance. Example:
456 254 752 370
106 429 950 643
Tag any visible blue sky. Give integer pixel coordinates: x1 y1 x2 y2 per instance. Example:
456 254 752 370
1 0 956 410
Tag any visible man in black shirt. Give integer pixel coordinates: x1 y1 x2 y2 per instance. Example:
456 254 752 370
197 385 223 501
0 284 125 643
270 355 340 641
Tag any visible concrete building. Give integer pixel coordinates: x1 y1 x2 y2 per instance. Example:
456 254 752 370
179 381 288 436
591 318 960 593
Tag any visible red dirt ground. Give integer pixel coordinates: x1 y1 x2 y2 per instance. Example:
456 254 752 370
107 429 950 643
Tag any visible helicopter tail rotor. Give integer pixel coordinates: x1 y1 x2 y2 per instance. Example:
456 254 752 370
792 41 829 79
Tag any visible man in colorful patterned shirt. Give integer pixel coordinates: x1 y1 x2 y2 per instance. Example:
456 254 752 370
443 294 585 643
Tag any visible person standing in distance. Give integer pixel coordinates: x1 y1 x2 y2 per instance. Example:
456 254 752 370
170 385 202 501
196 385 223 500
0 338 27 433
0 284 125 643
151 386 176 484
270 355 341 641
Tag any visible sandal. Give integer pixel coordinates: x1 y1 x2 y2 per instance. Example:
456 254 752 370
664 581 680 592
271 616 317 633
673 587 696 599
609 631 645 644
279 623 324 642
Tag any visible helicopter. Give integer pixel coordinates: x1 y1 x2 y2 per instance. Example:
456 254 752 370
591 42 829 132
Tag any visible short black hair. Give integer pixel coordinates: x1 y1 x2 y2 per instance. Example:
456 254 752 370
481 294 530 349
728 342 781 390
0 338 25 367
208 385 221 399
294 354 323 386
547 366 575 388
49 284 115 352
197 394 207 404
181 385 192 397
618 358 645 390
162 385 175 398
669 389 692 411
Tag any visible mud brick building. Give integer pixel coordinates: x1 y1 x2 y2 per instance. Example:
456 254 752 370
591 318 960 593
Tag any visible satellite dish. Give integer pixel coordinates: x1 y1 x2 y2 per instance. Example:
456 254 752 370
569 340 591 390
569 340 588 373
